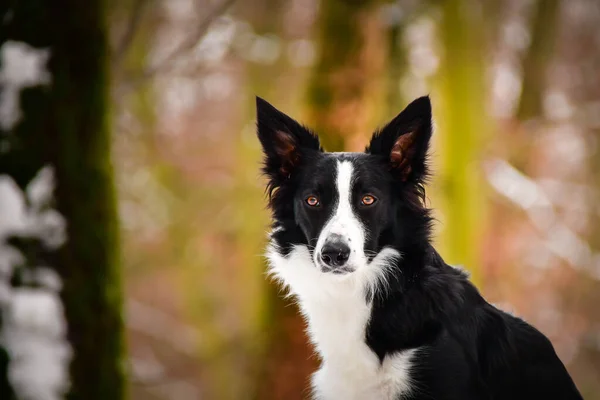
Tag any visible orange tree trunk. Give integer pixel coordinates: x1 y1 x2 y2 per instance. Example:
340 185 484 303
306 0 388 152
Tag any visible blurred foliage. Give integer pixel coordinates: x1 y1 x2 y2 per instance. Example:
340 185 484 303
106 0 600 398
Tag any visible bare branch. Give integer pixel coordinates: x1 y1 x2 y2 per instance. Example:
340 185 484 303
485 158 600 280
143 0 235 78
112 0 152 72
115 0 236 98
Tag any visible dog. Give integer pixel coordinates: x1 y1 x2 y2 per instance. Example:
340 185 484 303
256 95 583 400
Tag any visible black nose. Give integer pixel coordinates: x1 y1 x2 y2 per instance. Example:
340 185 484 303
320 241 351 267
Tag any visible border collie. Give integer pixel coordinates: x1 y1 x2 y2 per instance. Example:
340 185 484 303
256 96 582 400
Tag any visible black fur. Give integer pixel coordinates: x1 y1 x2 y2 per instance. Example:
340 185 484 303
256 96 583 399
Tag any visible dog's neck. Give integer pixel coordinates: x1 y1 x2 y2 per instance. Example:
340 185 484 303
267 239 438 358
267 242 378 357
266 240 432 399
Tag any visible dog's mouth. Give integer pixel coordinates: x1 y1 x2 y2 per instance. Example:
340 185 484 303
318 264 355 275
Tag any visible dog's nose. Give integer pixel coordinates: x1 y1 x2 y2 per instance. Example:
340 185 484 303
320 241 350 267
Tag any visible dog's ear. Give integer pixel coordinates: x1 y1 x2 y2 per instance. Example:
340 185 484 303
256 96 321 180
366 96 432 182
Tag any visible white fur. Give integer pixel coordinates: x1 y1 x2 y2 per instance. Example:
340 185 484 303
314 161 367 271
265 160 417 400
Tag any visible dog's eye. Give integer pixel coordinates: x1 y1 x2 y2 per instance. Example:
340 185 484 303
361 195 377 206
306 195 320 207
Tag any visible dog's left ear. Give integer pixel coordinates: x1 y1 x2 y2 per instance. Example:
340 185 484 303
366 96 432 182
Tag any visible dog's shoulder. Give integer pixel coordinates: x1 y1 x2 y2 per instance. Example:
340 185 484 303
392 258 582 400
470 303 583 399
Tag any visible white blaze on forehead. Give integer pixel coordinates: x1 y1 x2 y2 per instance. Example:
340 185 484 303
315 160 366 266
336 160 353 207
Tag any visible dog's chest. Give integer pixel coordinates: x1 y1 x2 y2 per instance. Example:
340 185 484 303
300 287 415 400
267 245 415 399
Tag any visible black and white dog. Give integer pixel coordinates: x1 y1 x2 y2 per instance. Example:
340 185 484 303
256 96 582 400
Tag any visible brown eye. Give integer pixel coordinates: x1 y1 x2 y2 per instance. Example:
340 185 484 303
306 195 320 207
361 195 377 206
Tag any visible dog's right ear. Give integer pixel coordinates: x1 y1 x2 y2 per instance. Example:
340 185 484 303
256 96 321 180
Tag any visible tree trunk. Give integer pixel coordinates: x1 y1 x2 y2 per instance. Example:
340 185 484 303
516 0 560 120
306 0 387 152
1 1 126 399
433 0 489 286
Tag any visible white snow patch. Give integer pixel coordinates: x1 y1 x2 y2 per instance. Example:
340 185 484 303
26 166 56 210
2 288 72 400
0 175 28 239
0 167 67 249
0 41 51 131
0 166 71 400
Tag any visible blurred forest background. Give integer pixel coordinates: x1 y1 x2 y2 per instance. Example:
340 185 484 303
2 0 600 399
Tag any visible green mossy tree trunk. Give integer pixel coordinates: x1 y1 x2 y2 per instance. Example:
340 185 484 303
433 0 489 286
1 1 126 399
306 0 387 152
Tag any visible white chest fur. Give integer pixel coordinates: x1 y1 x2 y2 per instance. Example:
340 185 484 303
266 244 415 400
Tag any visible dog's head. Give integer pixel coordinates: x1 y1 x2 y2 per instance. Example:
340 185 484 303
257 96 432 280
